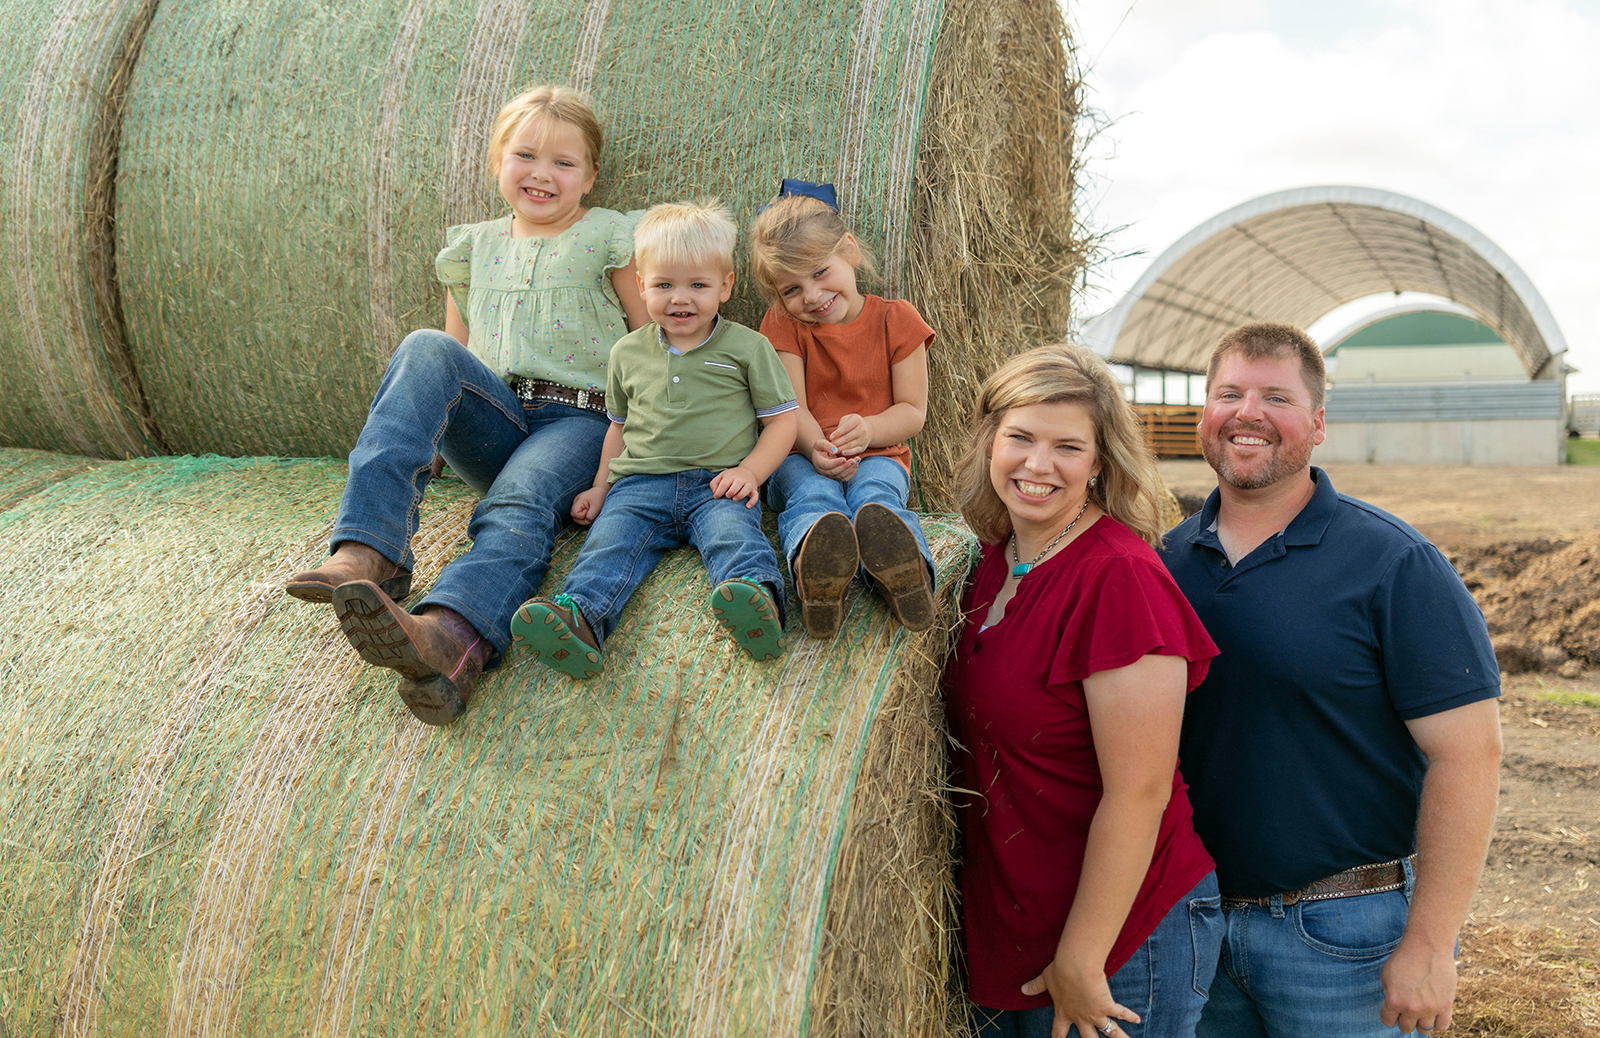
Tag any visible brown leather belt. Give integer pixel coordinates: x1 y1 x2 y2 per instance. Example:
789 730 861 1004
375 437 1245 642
510 377 606 415
1221 855 1413 910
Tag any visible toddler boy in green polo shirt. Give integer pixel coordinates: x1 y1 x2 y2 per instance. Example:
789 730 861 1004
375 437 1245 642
511 200 799 677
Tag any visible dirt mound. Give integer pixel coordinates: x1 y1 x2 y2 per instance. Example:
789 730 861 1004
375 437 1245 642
1455 533 1600 674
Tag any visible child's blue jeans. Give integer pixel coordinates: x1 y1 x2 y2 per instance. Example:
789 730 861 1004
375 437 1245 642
766 453 934 582
561 469 785 648
333 328 609 661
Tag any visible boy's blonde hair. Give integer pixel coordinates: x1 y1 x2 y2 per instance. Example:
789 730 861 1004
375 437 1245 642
487 85 603 174
954 343 1168 548
748 194 877 299
633 199 739 274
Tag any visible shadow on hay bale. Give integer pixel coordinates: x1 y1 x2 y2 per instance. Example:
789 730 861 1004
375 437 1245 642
0 450 979 1036
0 0 1083 512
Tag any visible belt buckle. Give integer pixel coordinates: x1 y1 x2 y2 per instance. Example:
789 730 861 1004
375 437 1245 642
575 389 590 409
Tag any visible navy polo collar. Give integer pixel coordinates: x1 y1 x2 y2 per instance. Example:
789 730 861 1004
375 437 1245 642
1186 466 1339 552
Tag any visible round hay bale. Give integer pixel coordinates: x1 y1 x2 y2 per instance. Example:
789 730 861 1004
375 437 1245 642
0 0 165 458
1 0 1082 500
0 450 978 1035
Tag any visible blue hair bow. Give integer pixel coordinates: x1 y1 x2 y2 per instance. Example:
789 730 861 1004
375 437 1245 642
757 179 838 214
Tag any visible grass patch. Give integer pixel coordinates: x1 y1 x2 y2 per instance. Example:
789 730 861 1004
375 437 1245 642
1567 438 1600 465
1538 690 1600 708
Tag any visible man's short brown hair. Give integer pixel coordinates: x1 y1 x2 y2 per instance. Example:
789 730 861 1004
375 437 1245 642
1206 322 1327 408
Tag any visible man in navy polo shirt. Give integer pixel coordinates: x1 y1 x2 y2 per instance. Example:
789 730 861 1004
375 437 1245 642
1161 322 1502 1037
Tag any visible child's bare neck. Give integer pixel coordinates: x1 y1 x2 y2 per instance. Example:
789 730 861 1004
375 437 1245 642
509 207 588 240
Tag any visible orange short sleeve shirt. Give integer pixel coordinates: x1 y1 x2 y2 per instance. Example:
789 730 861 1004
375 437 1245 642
759 295 934 471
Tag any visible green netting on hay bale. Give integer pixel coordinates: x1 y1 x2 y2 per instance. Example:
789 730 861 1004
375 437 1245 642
0 450 978 1036
0 0 163 458
77 0 1071 502
0 448 105 511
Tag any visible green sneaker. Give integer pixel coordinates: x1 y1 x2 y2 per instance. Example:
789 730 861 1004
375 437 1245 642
708 578 786 661
510 595 603 680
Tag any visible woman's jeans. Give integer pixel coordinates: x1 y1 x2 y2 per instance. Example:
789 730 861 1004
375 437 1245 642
765 453 933 581
333 329 608 660
1197 859 1419 1038
971 873 1224 1038
559 469 785 648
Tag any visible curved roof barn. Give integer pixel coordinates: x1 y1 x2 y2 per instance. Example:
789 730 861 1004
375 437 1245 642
1081 186 1567 379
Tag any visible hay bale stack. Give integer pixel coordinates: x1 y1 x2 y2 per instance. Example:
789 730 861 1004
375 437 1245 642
0 0 164 458
1 0 1082 504
0 450 977 1035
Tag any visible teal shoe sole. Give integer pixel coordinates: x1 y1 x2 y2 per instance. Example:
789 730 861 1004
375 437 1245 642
708 579 786 661
510 600 604 680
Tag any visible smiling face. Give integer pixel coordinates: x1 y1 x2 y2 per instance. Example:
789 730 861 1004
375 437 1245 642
1199 350 1326 490
637 259 736 350
493 115 597 238
988 400 1103 541
771 240 865 326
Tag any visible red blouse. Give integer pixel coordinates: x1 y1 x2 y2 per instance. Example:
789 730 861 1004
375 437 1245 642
945 515 1219 1010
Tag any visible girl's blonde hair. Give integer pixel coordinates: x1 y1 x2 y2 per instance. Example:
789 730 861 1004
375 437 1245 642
487 85 603 173
954 343 1169 548
747 194 877 300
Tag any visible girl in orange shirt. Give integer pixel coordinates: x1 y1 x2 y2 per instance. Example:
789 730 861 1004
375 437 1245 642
749 185 937 637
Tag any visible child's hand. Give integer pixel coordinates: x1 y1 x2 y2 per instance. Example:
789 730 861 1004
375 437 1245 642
809 438 859 483
572 486 608 525
829 414 873 456
711 466 762 507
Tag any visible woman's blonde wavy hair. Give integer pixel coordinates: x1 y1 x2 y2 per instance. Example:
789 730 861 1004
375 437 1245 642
954 343 1168 548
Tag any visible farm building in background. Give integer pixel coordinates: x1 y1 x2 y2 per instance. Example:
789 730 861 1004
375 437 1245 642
1080 186 1572 465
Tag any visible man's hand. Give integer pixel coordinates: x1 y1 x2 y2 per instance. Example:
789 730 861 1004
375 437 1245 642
809 438 859 482
571 486 608 525
710 466 762 507
829 413 873 456
1381 938 1457 1033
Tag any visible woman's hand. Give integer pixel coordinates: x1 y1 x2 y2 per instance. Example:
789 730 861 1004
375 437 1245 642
1021 956 1141 1038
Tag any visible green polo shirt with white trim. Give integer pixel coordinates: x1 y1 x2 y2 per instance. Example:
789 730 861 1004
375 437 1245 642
604 316 798 480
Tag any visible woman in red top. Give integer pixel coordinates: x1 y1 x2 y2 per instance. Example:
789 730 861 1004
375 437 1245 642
946 344 1223 1038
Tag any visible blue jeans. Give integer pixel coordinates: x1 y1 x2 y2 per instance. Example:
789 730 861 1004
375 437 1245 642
972 873 1224 1038
560 469 785 648
333 329 609 660
765 453 933 582
1198 859 1417 1038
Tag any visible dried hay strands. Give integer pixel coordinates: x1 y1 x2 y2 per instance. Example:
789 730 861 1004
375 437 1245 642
0 0 1082 503
0 0 165 458
0 451 978 1036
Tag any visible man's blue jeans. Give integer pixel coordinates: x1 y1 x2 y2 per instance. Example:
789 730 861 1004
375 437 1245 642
333 329 609 661
766 453 933 581
559 469 785 648
1197 859 1417 1038
971 873 1224 1038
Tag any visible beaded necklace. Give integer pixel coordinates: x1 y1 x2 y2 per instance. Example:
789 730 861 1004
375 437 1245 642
1009 499 1089 577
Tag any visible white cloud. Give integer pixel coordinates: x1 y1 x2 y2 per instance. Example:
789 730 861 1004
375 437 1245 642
1072 0 1600 393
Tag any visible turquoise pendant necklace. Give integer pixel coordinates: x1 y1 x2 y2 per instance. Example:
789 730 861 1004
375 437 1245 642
1010 500 1089 577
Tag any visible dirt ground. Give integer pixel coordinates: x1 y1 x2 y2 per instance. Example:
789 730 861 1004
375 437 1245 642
1160 461 1600 1035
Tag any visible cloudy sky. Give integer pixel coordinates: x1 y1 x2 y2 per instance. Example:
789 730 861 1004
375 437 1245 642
1068 0 1600 395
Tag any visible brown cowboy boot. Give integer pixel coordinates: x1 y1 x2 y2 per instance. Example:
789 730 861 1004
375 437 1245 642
331 580 489 725
855 503 936 631
285 541 412 603
792 512 858 638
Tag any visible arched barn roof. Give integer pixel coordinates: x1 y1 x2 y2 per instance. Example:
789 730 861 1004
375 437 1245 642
1080 186 1567 378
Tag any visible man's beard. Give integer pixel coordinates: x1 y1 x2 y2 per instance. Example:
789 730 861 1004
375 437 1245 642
1201 422 1314 490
